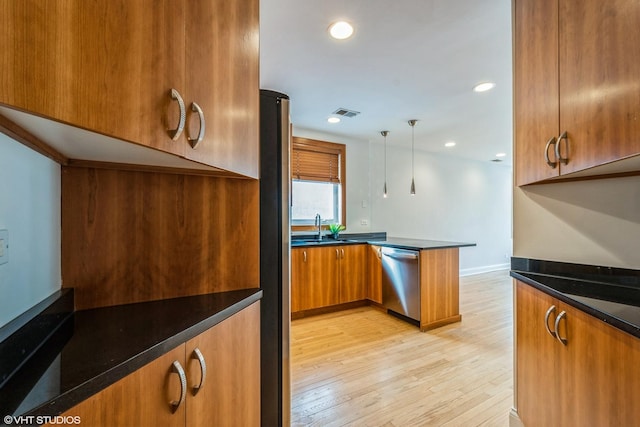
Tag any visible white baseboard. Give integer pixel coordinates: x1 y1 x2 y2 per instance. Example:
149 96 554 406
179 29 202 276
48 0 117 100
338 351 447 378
509 408 523 427
459 263 510 277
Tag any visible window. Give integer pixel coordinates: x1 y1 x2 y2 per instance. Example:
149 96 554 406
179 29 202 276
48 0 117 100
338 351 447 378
291 137 346 230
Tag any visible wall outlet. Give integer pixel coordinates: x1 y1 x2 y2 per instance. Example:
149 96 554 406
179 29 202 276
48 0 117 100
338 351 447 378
0 229 8 265
360 219 369 226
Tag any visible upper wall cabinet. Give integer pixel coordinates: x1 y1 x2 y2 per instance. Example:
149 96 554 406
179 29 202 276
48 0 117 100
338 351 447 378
514 0 640 186
0 0 259 178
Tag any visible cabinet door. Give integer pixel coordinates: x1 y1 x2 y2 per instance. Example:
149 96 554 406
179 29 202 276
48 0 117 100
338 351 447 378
515 281 560 427
184 0 259 177
185 302 261 427
367 245 383 304
339 245 366 303
290 248 307 313
558 0 640 174
0 0 186 157
299 246 340 310
514 0 560 186
555 300 640 426
53 346 186 427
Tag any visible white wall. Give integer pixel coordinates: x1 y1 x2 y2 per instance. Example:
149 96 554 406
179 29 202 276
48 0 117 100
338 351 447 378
514 177 640 269
294 127 513 275
370 143 512 275
0 135 61 328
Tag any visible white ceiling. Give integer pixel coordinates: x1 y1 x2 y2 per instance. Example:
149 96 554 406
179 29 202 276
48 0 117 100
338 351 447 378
260 0 513 165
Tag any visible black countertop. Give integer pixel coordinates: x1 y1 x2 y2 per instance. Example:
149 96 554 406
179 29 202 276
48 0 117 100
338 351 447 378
366 238 476 251
0 288 262 420
511 257 640 339
291 232 475 251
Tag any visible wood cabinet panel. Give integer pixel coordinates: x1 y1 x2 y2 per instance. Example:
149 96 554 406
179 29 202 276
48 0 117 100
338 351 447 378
291 249 306 313
514 0 560 186
367 245 383 304
298 247 340 311
54 346 186 427
515 280 640 426
515 281 560 426
61 166 259 309
419 248 461 331
0 0 186 157
558 0 640 174
514 0 640 185
184 0 259 177
339 245 366 303
186 302 260 427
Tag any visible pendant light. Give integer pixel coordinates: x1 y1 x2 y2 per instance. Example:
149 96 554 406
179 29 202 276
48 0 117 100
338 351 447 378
408 120 418 195
381 130 389 198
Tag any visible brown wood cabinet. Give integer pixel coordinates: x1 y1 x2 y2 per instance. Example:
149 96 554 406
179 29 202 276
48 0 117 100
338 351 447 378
514 0 640 186
0 0 258 177
291 244 366 313
515 281 640 426
366 245 383 304
339 245 366 304
292 246 340 311
53 302 260 427
419 248 461 331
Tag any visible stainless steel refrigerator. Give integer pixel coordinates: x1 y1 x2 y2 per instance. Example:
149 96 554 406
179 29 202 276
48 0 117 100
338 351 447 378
259 89 291 427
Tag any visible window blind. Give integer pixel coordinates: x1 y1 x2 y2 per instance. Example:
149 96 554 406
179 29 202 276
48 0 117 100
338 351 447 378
291 140 342 183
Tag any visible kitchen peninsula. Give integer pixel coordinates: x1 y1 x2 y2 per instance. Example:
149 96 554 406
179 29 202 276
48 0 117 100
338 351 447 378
291 233 475 331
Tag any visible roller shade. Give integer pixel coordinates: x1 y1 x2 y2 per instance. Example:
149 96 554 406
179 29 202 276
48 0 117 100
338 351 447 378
292 139 342 183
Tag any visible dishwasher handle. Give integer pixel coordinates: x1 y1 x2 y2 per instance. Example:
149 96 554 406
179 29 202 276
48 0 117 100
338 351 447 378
382 251 419 261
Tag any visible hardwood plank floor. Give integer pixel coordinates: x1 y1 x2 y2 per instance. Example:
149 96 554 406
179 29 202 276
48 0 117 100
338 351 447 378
291 270 513 426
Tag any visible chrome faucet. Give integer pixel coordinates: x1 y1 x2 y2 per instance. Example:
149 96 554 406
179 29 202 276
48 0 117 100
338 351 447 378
315 213 322 240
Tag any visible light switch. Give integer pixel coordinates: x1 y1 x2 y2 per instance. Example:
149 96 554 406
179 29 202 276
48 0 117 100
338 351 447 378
0 229 8 265
360 219 368 226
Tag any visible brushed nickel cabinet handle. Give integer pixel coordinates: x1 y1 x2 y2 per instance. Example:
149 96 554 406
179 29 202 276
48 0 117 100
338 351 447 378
377 248 382 258
544 137 558 168
168 89 186 141
544 305 557 338
188 102 206 149
555 131 569 165
303 251 307 262
170 360 187 413
191 348 207 396
554 311 568 345
336 249 339 259
341 248 345 259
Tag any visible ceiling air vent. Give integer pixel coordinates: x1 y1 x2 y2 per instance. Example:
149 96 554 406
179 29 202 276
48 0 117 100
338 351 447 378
332 108 360 118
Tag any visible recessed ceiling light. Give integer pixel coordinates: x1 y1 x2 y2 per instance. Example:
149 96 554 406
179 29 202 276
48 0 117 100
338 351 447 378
327 117 341 124
496 152 506 157
328 21 354 40
444 141 456 148
473 82 496 93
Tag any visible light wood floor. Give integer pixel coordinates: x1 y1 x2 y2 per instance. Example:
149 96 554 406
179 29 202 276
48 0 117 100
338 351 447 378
291 270 513 427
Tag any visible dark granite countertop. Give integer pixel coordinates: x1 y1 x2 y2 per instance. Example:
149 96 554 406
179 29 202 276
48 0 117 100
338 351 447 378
291 232 475 251
366 238 476 251
0 288 262 420
511 257 640 339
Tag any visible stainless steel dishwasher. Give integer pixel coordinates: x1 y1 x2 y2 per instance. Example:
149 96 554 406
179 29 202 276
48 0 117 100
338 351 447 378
381 247 420 322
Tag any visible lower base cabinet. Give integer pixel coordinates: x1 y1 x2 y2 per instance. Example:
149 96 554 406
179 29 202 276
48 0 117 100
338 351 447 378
515 281 640 426
52 302 260 427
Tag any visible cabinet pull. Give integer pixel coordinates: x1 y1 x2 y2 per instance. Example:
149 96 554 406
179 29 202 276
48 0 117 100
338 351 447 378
303 250 307 262
341 248 345 259
191 348 207 396
544 305 557 338
168 89 186 141
170 360 187 413
188 102 206 149
377 248 382 258
544 137 558 168
554 311 568 345
554 131 569 165
336 249 339 259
